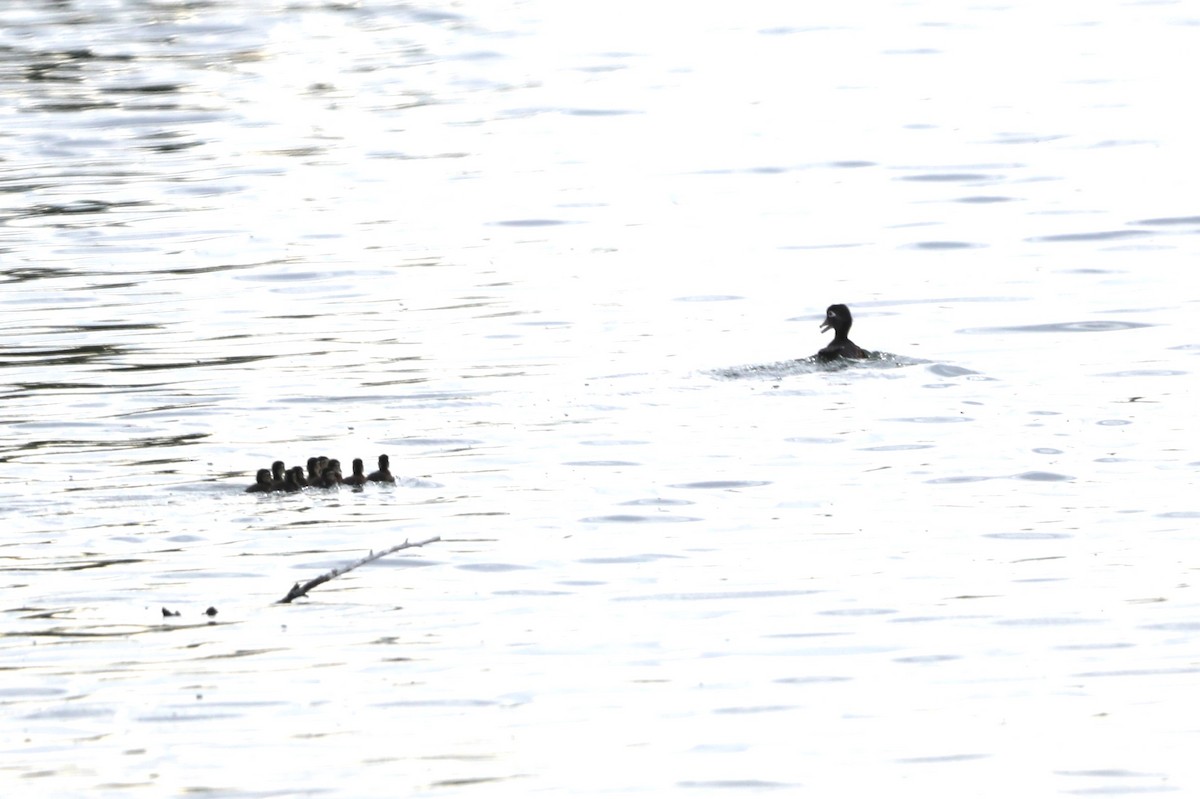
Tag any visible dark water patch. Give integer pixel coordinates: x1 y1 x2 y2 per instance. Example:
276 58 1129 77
431 777 514 789
456 563 531 572
1158 511 1200 519
102 355 276 372
104 83 184 95
1097 419 1131 426
883 48 940 55
926 475 991 484
493 589 572 596
564 108 637 116
13 432 207 454
959 320 1153 334
580 514 700 524
23 199 146 217
1033 448 1063 454
819 608 897 617
785 437 843 444
908 241 983 250
1012 471 1072 482
993 132 1068 144
620 497 694 506
582 439 649 447
490 219 573 227
984 531 1071 540
1141 621 1200 632
891 416 973 424
0 687 68 699
1028 230 1152 243
1055 642 1135 651
897 753 990 764
995 617 1100 626
891 615 991 623
563 460 640 467
956 195 1015 203
669 480 771 490
894 654 961 664
713 704 795 715
1098 369 1186 377
1134 215 1200 226
828 160 876 168
674 294 744 302
927 364 979 377
388 438 486 448
578 553 684 564
860 443 933 451
614 590 819 602
1074 666 1200 678
774 675 852 685
22 705 117 721
0 344 126 368
899 173 995 182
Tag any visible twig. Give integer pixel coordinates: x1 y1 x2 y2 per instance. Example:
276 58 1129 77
276 536 440 604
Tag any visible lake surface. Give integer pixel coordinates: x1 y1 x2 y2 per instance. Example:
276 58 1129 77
3 0 1199 796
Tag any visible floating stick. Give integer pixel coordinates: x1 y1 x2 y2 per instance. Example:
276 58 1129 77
276 536 441 604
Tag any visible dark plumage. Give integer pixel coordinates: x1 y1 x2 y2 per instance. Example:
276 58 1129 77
246 468 274 493
816 303 869 362
367 453 395 483
270 460 287 490
342 457 368 486
319 459 343 488
282 466 306 492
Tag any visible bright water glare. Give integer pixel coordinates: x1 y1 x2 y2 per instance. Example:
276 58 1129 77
2 1 1199 796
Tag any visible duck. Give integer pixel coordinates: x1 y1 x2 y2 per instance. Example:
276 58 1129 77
246 468 274 493
342 457 368 486
306 457 323 485
282 466 306 492
319 459 343 488
367 453 395 483
816 303 869 362
269 460 288 490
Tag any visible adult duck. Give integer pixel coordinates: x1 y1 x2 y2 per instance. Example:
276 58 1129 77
816 304 869 362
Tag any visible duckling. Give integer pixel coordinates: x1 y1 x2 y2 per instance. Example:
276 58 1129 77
282 466 306 492
342 457 368 486
270 460 287 490
816 303 869 362
319 459 343 488
246 468 274 493
367 453 395 483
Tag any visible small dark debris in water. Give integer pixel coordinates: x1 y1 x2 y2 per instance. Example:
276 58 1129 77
162 607 180 617
204 607 218 617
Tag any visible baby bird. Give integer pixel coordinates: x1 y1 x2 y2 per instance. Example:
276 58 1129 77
342 458 368 487
367 453 395 483
246 468 274 493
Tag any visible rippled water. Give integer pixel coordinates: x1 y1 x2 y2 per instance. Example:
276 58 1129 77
3 1 1199 796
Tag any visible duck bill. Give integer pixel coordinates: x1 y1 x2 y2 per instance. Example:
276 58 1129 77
820 320 832 332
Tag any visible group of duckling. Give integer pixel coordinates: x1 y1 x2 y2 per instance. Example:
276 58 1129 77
246 454 395 493
243 306 869 494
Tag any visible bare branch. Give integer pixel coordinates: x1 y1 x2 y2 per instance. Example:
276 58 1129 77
276 536 441 604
